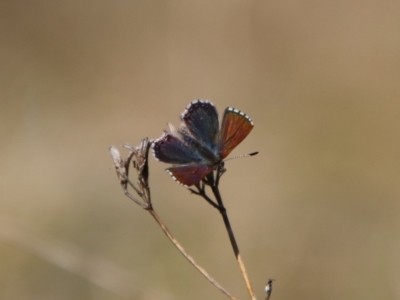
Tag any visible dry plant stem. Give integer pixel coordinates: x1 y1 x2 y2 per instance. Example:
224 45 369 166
210 172 257 300
147 208 237 300
110 143 237 300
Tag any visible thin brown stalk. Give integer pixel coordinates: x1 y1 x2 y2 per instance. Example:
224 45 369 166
195 170 257 300
191 181 258 299
211 183 257 300
148 209 237 300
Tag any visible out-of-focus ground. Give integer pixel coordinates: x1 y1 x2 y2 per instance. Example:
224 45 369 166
1 1 400 299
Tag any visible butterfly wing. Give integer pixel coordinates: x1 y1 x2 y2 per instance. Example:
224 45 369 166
153 101 253 186
218 107 254 159
166 164 213 186
180 100 219 150
152 132 202 164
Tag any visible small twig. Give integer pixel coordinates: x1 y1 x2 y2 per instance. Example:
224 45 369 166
189 183 220 210
265 279 275 300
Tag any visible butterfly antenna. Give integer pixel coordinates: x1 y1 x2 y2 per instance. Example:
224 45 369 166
224 151 258 162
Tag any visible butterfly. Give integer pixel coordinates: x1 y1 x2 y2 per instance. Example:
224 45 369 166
152 100 254 186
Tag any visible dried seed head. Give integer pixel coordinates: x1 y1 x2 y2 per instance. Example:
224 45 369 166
109 146 127 184
123 137 152 187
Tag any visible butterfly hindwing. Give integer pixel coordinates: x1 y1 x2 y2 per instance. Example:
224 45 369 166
166 164 214 186
218 107 254 159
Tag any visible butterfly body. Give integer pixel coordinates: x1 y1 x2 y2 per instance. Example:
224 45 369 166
152 100 254 186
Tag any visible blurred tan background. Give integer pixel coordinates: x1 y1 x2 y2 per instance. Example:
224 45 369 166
1 1 400 299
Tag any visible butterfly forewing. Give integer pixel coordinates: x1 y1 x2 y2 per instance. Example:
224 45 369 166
152 133 203 164
181 100 219 150
218 107 254 159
